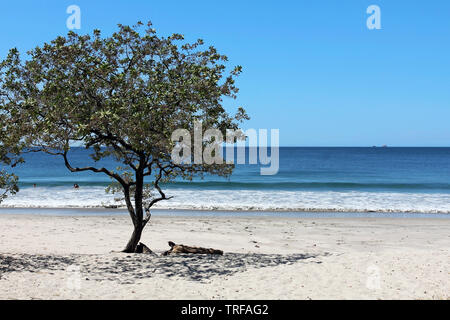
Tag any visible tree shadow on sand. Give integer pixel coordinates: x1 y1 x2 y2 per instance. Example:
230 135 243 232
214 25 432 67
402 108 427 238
0 252 328 283
0 254 75 275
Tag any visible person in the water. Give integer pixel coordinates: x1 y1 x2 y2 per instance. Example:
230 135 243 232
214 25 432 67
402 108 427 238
73 184 80 189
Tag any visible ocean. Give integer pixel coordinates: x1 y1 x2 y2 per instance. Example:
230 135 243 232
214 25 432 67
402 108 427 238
2 147 450 214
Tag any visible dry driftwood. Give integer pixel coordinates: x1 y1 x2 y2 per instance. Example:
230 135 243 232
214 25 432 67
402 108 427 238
163 241 223 256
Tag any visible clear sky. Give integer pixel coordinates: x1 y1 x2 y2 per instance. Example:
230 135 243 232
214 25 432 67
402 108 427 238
1 0 449 146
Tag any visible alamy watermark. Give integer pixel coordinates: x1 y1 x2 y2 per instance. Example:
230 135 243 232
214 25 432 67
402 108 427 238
66 5 81 30
60 4 380 177
366 264 381 290
171 122 280 175
66 264 82 291
367 5 381 30
64 4 381 33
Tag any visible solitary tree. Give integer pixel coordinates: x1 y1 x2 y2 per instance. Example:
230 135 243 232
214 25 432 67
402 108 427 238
0 22 248 252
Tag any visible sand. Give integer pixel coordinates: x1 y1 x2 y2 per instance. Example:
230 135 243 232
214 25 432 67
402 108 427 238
0 213 449 300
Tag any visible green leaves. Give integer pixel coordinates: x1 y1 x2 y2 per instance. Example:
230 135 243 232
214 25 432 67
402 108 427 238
0 170 18 202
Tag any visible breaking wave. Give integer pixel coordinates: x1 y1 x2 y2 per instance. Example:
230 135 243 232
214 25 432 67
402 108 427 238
2 186 450 214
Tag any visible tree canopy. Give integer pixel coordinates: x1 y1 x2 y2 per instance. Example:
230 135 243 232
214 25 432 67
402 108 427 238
0 21 248 252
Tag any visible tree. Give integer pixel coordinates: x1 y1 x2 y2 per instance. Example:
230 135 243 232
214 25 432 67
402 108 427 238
0 22 248 253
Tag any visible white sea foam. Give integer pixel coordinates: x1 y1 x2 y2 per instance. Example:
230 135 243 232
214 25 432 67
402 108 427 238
1 186 450 214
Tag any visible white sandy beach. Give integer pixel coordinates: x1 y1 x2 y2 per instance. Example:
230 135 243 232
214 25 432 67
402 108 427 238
0 213 449 300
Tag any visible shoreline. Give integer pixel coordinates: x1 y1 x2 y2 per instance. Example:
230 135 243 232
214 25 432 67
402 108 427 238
1 207 450 219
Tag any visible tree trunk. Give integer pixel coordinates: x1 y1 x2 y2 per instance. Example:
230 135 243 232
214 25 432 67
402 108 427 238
122 164 146 253
123 224 143 253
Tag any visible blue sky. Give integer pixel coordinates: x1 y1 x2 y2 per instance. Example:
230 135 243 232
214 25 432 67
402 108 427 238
1 0 449 146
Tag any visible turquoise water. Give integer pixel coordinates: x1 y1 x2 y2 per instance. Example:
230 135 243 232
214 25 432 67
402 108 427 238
2 147 450 213
10 147 450 191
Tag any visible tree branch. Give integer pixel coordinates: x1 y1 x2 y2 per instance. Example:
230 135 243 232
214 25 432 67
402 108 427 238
62 151 129 188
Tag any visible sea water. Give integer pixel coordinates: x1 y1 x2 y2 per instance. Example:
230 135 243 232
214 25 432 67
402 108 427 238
2 147 450 214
